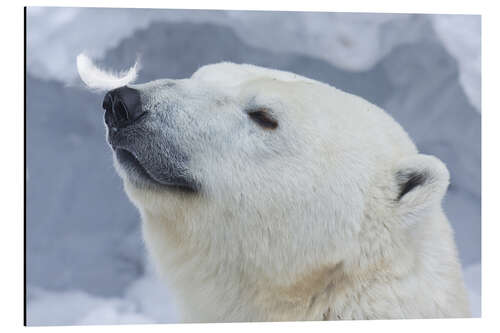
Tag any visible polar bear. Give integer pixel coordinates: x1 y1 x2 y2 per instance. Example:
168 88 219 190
78 57 470 321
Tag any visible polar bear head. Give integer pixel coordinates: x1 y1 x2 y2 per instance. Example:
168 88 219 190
97 62 450 291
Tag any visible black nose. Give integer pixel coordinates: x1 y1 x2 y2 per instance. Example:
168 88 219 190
103 86 144 129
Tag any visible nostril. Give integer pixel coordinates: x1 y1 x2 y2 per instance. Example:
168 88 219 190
102 92 113 111
114 99 129 122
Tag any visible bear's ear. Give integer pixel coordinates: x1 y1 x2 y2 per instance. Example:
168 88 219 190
393 154 450 226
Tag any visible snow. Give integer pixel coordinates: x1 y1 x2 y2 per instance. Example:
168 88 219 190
27 287 154 326
27 262 180 326
463 263 481 317
26 8 480 111
432 15 481 110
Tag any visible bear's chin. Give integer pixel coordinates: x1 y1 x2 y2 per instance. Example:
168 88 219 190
114 148 198 193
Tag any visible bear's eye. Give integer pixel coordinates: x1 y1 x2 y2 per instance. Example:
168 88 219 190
247 109 278 130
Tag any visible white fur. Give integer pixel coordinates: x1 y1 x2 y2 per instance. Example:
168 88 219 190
112 62 469 322
76 53 139 91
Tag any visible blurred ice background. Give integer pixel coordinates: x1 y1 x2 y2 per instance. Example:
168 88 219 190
25 7 481 325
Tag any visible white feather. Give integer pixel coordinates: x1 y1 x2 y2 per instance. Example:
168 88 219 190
76 53 140 91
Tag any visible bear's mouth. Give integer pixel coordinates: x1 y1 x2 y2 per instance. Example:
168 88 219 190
114 148 198 193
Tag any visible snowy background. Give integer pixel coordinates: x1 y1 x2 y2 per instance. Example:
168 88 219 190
25 7 481 325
